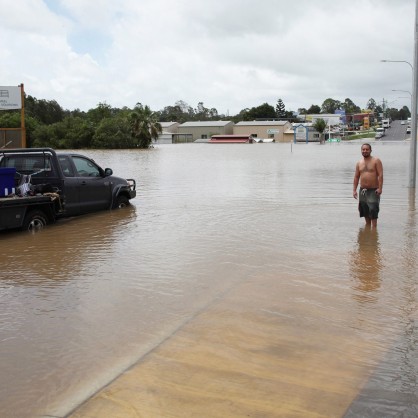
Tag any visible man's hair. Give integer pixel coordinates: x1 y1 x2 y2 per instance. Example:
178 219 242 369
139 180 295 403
362 143 372 151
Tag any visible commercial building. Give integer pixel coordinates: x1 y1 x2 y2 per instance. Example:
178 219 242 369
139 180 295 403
178 121 234 141
233 121 292 142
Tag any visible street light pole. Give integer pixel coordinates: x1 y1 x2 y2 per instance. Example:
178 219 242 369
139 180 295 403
410 0 418 188
392 89 413 120
381 59 413 70
381 54 417 187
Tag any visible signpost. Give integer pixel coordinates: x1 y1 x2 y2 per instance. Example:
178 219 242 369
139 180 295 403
0 86 22 110
0 84 25 148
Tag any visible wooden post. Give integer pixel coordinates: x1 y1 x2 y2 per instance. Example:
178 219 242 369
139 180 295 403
20 83 26 148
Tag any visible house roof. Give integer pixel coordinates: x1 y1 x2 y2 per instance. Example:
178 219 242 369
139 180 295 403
235 121 290 126
180 121 233 127
292 122 312 127
160 122 179 128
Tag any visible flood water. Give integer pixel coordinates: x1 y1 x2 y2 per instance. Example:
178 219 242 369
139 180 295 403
0 141 417 417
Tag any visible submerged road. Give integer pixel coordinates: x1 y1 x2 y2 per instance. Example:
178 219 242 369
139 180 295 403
381 119 409 141
1 144 417 418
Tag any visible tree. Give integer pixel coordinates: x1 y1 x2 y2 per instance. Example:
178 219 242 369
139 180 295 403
25 95 65 125
399 105 411 120
92 115 134 148
388 108 401 121
32 116 94 149
341 98 360 114
129 103 162 148
0 111 40 147
307 104 321 114
209 108 219 119
313 118 327 144
321 98 341 114
157 100 195 123
276 98 286 118
366 98 377 111
86 102 114 125
240 103 276 121
158 104 185 123
194 102 210 120
176 100 194 116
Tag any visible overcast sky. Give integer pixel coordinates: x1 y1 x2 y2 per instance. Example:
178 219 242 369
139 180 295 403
0 0 415 115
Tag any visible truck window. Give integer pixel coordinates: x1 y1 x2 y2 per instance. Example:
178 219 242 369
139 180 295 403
58 156 75 177
0 155 52 173
72 156 101 177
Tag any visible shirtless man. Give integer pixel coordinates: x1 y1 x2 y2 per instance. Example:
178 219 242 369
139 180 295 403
353 143 383 227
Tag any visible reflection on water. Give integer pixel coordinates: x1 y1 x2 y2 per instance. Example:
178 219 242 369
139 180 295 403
0 143 417 417
345 186 418 417
349 227 382 304
1 207 138 284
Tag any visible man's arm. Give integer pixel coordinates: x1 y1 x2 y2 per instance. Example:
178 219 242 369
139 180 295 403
376 158 383 195
353 162 360 199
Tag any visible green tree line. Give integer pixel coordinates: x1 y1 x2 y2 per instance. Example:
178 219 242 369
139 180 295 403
0 95 410 149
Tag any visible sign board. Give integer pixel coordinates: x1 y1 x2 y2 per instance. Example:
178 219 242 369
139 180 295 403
267 129 279 134
335 109 346 124
363 117 370 129
0 86 21 110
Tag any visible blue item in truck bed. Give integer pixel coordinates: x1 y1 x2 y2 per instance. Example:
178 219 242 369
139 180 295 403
0 167 16 197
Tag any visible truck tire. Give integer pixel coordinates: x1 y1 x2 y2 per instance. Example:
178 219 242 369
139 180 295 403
113 195 130 209
22 210 48 232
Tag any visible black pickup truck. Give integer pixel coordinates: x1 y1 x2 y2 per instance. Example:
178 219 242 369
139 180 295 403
0 148 136 231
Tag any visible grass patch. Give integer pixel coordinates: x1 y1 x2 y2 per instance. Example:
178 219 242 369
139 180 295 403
343 132 375 141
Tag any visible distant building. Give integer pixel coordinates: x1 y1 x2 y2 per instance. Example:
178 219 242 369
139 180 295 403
233 120 292 142
160 122 179 133
304 114 341 126
155 122 180 144
291 123 322 143
346 112 375 130
179 121 234 141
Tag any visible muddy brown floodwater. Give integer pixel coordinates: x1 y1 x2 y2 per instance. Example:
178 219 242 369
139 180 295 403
0 141 417 417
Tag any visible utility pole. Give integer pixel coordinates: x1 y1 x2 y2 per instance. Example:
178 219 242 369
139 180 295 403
410 0 418 188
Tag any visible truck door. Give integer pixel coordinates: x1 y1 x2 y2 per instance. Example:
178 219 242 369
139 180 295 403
71 156 112 213
59 156 111 215
58 156 80 215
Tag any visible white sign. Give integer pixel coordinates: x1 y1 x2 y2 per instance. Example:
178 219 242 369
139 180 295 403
267 129 279 134
0 86 21 110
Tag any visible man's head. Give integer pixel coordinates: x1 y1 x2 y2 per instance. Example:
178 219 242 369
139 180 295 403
361 143 372 158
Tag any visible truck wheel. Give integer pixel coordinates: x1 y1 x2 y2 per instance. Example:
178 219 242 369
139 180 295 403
22 210 48 232
114 195 130 209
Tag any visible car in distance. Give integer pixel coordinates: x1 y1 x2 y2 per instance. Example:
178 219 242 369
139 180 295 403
375 127 385 139
375 131 384 139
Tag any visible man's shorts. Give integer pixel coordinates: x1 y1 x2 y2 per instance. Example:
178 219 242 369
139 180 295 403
359 188 380 219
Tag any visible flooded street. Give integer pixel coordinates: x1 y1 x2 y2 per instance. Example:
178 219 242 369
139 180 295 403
0 141 417 417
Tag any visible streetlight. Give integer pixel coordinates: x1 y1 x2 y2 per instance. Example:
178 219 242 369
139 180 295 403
381 59 413 70
381 54 417 187
392 90 413 120
392 89 412 97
